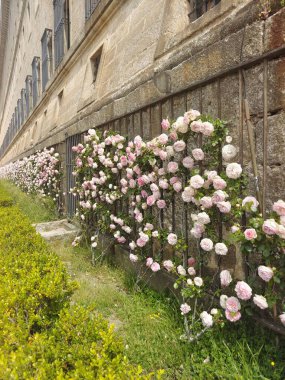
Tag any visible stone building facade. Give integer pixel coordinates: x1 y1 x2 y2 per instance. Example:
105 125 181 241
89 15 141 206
0 0 285 223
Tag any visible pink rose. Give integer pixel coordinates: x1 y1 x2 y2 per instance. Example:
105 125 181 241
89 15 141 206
279 313 285 326
212 190 227 204
161 118 170 130
173 181 182 192
137 177 145 187
277 224 285 239
182 186 195 202
157 199 166 209
235 281 252 300
151 262 160 272
167 161 179 173
220 270 232 287
226 296 241 313
190 119 204 133
184 109 201 123
182 156 194 169
159 150 168 160
200 196 213 209
136 238 147 247
253 295 268 309
169 131 178 141
129 254 138 263
187 257 196 266
226 163 242 179
159 179 169 189
242 196 259 212
177 265 186 276
262 219 278 235
173 140 186 152
190 175 204 189
190 223 205 238
169 177 179 185
192 148 204 161
213 177 227 190
215 242 228 255
163 260 174 271
258 266 273 282
167 233 177 245
180 303 191 315
197 212 210 225
200 238 213 252
272 200 285 216
202 121 214 136
147 195 156 206
157 133 168 145
187 267 196 276
244 228 257 240
174 116 188 133
225 309 241 322
146 257 154 267
217 201 231 213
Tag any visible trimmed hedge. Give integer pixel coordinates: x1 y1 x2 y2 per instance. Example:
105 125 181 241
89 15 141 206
0 184 162 379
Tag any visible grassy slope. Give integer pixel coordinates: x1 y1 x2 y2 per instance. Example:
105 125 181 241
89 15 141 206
0 180 59 223
2 180 285 379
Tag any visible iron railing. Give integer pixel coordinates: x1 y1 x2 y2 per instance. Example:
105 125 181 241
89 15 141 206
66 133 83 217
85 0 101 20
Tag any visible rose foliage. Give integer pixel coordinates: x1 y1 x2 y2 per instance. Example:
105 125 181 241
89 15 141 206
71 110 285 340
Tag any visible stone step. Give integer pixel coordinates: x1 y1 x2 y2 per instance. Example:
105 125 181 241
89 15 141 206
33 219 80 241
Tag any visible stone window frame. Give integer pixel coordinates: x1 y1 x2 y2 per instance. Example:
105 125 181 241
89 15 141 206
85 0 101 20
53 0 70 69
90 46 102 84
32 56 41 108
155 0 239 60
41 29 53 91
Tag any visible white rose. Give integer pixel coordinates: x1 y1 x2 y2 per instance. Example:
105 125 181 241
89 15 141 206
226 163 242 179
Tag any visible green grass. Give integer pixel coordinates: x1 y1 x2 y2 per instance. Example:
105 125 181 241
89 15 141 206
0 180 60 223
51 239 285 380
3 180 285 379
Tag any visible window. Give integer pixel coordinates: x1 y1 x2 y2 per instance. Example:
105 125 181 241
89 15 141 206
32 56 41 107
188 0 221 21
14 106 18 131
90 47 102 83
25 75 32 116
85 0 101 20
54 0 70 68
17 99 22 129
21 88 26 122
41 29 53 91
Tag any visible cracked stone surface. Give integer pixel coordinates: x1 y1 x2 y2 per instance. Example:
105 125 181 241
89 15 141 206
33 219 80 241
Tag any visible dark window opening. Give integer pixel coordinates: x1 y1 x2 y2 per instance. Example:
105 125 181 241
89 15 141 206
32 57 41 107
188 0 221 21
54 0 70 68
25 75 32 116
41 29 53 91
90 47 102 84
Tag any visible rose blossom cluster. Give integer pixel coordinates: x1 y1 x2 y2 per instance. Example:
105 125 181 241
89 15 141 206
0 147 61 201
72 112 285 335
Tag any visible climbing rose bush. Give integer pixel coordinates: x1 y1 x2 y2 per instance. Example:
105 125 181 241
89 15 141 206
72 110 285 341
0 147 61 205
